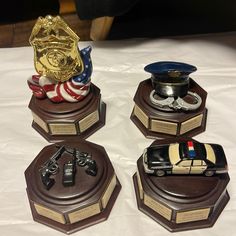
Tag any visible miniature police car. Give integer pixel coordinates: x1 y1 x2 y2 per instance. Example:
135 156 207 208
143 141 228 177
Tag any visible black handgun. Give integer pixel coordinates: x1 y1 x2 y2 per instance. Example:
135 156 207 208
66 147 97 176
75 149 97 176
40 145 66 190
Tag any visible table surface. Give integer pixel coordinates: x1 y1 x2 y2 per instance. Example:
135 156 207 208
0 32 236 236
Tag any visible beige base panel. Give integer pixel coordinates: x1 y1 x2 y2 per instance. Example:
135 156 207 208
101 174 117 209
32 112 49 133
49 123 77 135
151 119 177 135
68 203 101 224
79 110 99 133
34 203 66 224
176 208 211 224
180 114 203 135
144 194 172 221
133 104 149 128
137 171 144 200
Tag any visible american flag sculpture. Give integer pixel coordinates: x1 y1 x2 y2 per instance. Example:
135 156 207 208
28 46 92 103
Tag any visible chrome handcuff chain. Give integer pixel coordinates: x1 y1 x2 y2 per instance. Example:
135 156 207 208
149 90 202 111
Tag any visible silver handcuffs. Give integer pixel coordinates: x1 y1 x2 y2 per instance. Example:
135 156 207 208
149 90 202 111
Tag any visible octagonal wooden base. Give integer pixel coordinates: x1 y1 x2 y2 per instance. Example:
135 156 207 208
133 138 230 232
29 83 106 142
130 79 207 139
25 140 121 234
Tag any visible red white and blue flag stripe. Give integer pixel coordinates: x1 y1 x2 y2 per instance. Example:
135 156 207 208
28 46 92 103
187 141 196 158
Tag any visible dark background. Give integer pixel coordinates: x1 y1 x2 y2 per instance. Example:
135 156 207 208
0 0 236 44
108 0 236 39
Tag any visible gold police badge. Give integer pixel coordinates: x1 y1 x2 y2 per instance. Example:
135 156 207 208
29 15 84 82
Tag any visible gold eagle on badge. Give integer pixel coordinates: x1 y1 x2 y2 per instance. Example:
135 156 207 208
29 15 84 82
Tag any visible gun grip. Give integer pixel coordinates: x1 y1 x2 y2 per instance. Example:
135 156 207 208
41 171 55 190
86 161 97 176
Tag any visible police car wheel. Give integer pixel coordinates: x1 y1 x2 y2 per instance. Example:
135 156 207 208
156 170 165 177
204 170 215 177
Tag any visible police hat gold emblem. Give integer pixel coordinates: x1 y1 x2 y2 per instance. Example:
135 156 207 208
29 15 83 82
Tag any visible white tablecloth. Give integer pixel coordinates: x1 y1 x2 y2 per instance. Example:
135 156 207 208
0 32 236 236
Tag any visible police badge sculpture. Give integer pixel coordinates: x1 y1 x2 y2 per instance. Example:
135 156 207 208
28 16 106 142
130 61 208 139
25 17 121 234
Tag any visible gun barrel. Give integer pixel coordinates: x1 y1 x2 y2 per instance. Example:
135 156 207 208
65 147 75 155
52 145 66 161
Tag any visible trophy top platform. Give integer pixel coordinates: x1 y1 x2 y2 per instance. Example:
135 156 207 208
131 61 208 139
27 16 106 141
25 139 121 234
133 137 230 232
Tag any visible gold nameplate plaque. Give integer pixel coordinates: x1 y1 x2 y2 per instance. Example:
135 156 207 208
68 203 101 224
133 105 149 128
101 174 117 209
49 123 77 135
34 203 66 224
137 170 144 200
176 208 211 224
180 114 203 135
79 110 99 133
151 119 177 135
144 194 172 221
32 112 49 133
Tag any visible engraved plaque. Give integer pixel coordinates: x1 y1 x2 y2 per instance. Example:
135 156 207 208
134 105 149 128
49 123 77 135
101 174 117 209
144 194 172 220
32 112 49 133
180 114 203 135
137 170 144 200
151 119 177 135
34 203 66 224
79 110 99 133
176 208 211 224
68 203 101 224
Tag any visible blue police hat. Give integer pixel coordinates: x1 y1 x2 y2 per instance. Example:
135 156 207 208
144 61 197 80
144 61 197 97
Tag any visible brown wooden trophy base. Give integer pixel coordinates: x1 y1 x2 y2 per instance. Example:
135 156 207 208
130 79 207 139
29 83 106 142
25 140 121 234
133 138 230 232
